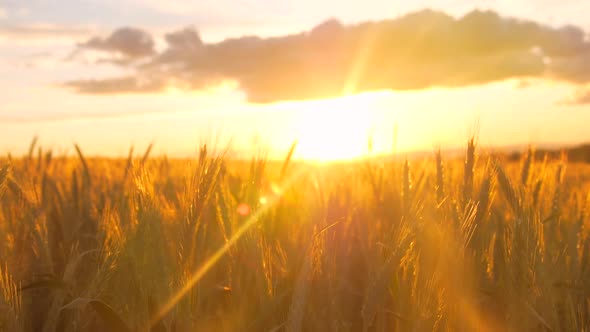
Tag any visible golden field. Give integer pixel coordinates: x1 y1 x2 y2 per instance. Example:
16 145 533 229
0 139 589 331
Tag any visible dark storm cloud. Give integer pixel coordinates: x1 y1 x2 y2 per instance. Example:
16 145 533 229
65 9 590 103
77 27 155 59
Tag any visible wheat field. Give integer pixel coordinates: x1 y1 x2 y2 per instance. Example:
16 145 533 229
0 138 589 331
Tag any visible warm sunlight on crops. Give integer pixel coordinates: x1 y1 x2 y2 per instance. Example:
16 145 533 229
3 139 590 331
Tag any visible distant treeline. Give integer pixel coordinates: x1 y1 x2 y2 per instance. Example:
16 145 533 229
508 144 590 163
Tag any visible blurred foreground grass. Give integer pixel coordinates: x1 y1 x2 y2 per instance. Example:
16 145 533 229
1 139 589 331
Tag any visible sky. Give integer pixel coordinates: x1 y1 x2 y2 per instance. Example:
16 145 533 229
1 0 590 160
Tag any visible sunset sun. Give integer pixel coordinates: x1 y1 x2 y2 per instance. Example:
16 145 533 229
289 93 377 161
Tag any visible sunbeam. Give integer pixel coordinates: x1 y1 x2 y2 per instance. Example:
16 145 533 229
149 166 309 327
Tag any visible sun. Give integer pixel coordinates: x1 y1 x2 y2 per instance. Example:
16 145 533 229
287 93 377 162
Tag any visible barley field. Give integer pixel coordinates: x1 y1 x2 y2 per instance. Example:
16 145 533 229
0 138 589 331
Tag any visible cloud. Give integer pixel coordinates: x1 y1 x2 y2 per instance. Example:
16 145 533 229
19 52 59 69
77 27 155 60
64 76 164 94
65 9 590 103
0 23 95 45
547 51 590 83
559 87 590 105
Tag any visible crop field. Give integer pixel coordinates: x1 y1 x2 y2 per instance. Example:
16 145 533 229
0 139 589 331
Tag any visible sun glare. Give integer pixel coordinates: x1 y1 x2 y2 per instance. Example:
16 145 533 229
287 93 377 161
